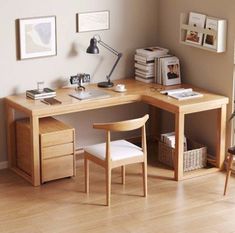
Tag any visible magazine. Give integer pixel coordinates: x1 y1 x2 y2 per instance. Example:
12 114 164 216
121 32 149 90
164 88 203 100
185 12 206 45
203 17 218 49
161 56 181 86
154 54 172 84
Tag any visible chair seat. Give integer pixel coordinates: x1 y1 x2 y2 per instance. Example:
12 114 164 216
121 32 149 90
84 140 143 161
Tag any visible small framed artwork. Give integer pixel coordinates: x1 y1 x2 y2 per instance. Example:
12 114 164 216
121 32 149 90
19 16 57 59
77 10 110 33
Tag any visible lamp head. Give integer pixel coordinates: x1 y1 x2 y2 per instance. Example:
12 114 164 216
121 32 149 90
86 38 99 54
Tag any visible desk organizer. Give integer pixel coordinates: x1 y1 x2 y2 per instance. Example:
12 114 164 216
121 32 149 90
158 139 207 172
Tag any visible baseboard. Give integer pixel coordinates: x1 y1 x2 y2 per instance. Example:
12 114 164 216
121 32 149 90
0 161 8 170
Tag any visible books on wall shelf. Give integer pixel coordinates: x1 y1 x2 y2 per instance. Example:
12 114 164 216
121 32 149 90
134 46 169 83
154 55 181 86
181 12 227 53
26 88 56 100
185 12 206 45
160 88 203 100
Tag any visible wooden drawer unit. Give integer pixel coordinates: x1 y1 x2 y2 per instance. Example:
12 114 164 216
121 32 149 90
16 117 76 183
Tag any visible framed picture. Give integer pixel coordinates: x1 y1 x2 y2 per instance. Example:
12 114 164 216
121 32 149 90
77 10 110 33
19 16 57 59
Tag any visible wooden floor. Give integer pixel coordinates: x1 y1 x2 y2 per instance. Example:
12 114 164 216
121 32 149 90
1 152 235 233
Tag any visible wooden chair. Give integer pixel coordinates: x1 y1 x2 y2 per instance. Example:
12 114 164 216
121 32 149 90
83 114 149 206
224 146 235 195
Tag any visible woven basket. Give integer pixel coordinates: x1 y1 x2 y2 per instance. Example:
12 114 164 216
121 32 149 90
158 139 207 172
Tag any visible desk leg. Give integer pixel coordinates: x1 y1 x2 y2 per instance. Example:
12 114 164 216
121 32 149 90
6 104 16 168
175 112 185 181
30 116 41 186
216 104 227 168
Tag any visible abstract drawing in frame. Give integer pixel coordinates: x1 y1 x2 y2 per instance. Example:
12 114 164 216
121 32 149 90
19 16 57 59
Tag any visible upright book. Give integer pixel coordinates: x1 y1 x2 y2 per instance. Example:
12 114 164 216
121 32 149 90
185 12 206 45
161 56 181 86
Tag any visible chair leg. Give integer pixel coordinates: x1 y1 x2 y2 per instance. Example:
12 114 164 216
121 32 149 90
105 168 111 206
121 166 125 185
84 158 89 193
142 162 147 197
224 154 234 195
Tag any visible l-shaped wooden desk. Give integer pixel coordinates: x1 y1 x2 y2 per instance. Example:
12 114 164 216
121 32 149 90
5 79 229 186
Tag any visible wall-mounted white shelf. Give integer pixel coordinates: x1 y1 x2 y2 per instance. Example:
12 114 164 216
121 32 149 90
180 13 227 53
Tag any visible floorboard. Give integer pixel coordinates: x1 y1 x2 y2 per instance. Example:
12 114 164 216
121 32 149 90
0 148 235 233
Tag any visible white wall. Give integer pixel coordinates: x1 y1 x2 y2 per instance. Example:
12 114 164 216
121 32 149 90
0 0 159 162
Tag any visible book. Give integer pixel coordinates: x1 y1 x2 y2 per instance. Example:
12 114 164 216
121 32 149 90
134 54 155 63
135 70 154 79
165 88 203 100
26 88 56 100
134 62 154 71
203 17 227 51
136 46 169 58
154 54 173 84
160 132 187 151
135 69 154 76
185 12 206 45
135 76 154 83
161 56 181 86
40 98 61 105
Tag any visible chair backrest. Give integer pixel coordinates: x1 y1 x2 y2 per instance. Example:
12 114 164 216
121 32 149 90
93 114 149 163
93 114 149 132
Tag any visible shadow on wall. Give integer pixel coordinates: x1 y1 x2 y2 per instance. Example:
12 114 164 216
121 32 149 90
0 98 7 162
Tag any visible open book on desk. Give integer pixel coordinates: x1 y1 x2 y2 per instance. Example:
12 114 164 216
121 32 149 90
69 89 110 100
160 88 203 100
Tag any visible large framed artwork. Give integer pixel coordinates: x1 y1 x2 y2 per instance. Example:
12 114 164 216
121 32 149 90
19 16 57 59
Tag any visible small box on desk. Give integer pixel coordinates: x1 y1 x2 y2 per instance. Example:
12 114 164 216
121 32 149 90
158 139 207 172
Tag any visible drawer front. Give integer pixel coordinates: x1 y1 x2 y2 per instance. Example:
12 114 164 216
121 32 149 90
42 155 74 183
42 143 74 159
41 130 73 147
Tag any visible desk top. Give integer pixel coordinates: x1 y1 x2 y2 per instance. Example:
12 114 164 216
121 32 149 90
5 79 229 117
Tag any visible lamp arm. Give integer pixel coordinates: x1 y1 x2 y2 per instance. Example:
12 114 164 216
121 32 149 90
98 40 120 56
106 53 122 82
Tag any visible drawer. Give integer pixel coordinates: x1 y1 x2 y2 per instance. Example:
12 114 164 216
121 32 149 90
41 129 74 147
41 143 74 159
41 155 74 183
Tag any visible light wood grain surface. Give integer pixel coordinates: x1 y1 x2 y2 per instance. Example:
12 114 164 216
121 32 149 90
0 153 234 233
5 79 229 186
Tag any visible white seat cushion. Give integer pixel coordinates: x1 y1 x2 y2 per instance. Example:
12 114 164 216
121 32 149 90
84 140 143 161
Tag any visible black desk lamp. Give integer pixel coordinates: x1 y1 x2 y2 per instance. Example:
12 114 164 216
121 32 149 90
86 35 122 88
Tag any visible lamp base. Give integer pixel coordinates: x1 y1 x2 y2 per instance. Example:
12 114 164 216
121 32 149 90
97 81 114 88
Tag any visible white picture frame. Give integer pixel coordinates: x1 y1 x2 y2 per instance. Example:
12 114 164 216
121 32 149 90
77 10 110 33
19 16 57 59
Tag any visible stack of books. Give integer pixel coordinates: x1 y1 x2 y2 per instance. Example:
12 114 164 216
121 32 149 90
134 46 169 83
26 88 56 100
161 132 187 151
